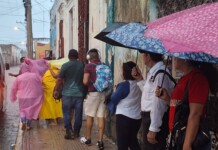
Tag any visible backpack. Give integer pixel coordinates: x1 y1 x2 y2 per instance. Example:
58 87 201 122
169 81 210 150
92 63 113 92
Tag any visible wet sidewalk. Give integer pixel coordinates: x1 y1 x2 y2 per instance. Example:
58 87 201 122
16 119 117 150
0 66 117 150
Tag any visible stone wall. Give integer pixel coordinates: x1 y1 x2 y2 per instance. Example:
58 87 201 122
157 0 217 17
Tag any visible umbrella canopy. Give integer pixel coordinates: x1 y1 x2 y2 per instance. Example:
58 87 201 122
105 22 167 54
105 22 218 63
144 2 218 58
169 52 218 64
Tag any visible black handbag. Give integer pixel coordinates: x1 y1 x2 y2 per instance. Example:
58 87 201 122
169 82 210 150
53 82 63 102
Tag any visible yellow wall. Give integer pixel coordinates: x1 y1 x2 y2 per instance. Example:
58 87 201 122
35 43 50 59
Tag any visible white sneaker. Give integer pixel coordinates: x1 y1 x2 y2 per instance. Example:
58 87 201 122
80 137 91 145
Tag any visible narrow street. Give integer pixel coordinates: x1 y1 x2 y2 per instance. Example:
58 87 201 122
0 66 117 150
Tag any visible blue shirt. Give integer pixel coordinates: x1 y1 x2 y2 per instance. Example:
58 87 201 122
107 81 130 116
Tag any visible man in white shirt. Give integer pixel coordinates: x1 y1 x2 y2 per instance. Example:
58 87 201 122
132 51 174 150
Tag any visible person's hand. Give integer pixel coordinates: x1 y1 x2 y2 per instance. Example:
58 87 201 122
46 62 51 68
131 66 143 81
155 86 170 104
53 90 61 99
8 73 14 77
147 131 158 144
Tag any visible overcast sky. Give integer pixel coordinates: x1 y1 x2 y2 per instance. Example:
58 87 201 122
0 0 54 50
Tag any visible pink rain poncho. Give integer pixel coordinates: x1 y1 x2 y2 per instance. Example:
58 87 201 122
10 64 43 120
24 58 48 77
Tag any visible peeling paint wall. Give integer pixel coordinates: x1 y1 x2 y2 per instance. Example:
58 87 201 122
104 0 153 143
112 0 149 87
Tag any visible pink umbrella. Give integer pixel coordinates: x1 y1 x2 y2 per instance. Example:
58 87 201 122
144 2 218 58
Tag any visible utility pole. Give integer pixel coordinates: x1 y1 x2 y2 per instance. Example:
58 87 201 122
24 0 33 58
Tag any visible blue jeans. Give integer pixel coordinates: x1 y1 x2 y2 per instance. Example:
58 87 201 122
21 117 32 126
62 95 83 132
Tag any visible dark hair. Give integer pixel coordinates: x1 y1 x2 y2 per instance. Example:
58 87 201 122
122 61 136 80
20 57 25 63
68 49 78 59
190 61 218 95
88 48 98 54
87 48 100 59
139 50 163 62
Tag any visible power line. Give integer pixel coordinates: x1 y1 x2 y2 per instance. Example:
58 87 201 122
32 18 49 23
0 5 24 16
33 0 49 11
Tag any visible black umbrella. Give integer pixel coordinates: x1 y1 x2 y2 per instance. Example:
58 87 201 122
94 22 138 50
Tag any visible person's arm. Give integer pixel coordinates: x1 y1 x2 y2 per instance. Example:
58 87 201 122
148 95 167 144
83 73 90 86
53 78 63 98
155 86 171 104
53 64 65 97
183 103 204 150
110 81 130 106
49 67 58 78
10 78 18 102
132 66 144 91
107 81 130 116
148 73 171 144
8 71 20 77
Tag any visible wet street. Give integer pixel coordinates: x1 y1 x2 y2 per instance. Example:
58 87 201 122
0 66 117 150
0 66 20 150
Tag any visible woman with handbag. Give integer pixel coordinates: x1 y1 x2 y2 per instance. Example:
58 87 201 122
155 57 218 150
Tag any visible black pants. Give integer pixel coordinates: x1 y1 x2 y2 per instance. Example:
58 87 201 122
141 111 169 150
116 114 142 150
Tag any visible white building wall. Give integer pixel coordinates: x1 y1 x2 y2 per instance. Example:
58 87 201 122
65 0 79 53
54 0 65 58
89 0 107 61
11 45 17 65
52 0 79 58
52 0 108 59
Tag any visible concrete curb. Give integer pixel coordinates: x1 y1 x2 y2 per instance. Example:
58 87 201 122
15 121 23 150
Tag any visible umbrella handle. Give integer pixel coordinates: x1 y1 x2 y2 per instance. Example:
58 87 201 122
160 56 170 88
136 50 139 64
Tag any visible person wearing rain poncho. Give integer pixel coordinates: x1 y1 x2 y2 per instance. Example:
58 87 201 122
39 61 65 125
24 57 48 78
10 63 43 130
